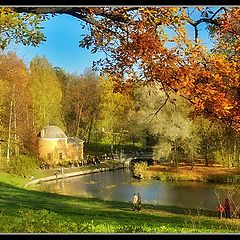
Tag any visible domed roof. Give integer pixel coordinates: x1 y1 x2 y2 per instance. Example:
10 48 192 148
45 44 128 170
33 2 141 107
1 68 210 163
40 125 67 138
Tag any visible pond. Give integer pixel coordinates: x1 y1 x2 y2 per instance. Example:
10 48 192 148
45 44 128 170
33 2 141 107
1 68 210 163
39 168 239 211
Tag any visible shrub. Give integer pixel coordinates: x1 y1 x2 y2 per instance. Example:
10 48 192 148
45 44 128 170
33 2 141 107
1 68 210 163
132 162 149 178
7 154 38 177
133 162 148 173
206 174 240 183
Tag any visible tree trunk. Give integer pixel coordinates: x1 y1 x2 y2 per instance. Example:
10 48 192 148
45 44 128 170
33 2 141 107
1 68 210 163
190 152 194 170
86 102 98 145
226 126 233 168
86 112 94 145
7 99 13 163
109 131 115 159
219 138 225 166
174 142 178 170
233 141 236 167
13 99 19 156
132 137 135 151
76 99 84 137
205 154 209 167
205 141 209 167
43 105 46 127
228 153 231 168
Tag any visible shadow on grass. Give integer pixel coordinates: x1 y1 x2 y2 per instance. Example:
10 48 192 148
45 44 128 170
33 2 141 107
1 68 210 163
0 180 217 229
101 199 216 217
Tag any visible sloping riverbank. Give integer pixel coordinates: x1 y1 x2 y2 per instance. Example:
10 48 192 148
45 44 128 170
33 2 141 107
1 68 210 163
0 176 239 233
0 163 240 233
132 163 240 183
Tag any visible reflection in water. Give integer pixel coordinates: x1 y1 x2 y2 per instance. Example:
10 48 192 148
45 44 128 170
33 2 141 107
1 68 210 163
40 168 238 210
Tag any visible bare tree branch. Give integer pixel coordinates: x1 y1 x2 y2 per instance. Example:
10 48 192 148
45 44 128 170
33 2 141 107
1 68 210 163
147 83 170 121
185 7 227 42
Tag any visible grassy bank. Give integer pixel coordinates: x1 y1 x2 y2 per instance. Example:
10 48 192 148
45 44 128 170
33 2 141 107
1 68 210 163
0 161 240 233
1 175 240 233
30 160 124 181
133 163 240 183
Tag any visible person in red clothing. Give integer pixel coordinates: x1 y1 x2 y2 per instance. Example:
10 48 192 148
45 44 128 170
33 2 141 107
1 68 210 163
216 203 224 219
224 198 231 219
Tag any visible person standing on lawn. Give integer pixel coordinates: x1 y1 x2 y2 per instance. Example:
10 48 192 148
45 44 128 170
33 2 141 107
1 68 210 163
224 198 231 219
137 193 142 211
132 193 138 211
216 203 224 219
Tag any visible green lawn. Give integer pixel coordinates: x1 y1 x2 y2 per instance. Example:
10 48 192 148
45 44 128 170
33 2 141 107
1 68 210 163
0 169 240 233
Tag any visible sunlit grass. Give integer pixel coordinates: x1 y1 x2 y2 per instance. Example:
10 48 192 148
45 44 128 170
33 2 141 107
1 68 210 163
0 161 240 233
0 170 240 233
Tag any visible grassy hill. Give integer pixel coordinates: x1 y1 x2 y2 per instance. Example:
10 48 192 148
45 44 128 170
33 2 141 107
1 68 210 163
0 169 240 233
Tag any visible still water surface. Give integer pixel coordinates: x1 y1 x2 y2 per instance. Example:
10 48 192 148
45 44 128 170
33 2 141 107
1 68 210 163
40 168 236 210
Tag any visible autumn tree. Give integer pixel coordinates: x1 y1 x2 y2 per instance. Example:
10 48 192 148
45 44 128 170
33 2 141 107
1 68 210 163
193 117 219 167
0 52 32 162
29 55 64 134
1 6 239 164
126 83 158 151
208 7 240 127
210 7 240 58
61 69 100 142
210 124 240 168
135 84 199 168
96 76 134 151
124 109 145 151
0 7 45 50
7 6 239 131
0 7 239 135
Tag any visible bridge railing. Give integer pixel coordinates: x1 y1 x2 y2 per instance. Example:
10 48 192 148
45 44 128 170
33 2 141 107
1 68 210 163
112 152 153 162
112 153 134 162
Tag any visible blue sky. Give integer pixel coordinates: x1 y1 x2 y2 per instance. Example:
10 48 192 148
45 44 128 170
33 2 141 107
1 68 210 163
8 14 105 75
7 8 215 75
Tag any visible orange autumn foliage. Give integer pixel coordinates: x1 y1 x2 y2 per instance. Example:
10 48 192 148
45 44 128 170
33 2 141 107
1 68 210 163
6 7 240 130
85 7 240 130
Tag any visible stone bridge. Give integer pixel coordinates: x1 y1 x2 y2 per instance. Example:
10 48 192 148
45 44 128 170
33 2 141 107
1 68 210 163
113 152 153 167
